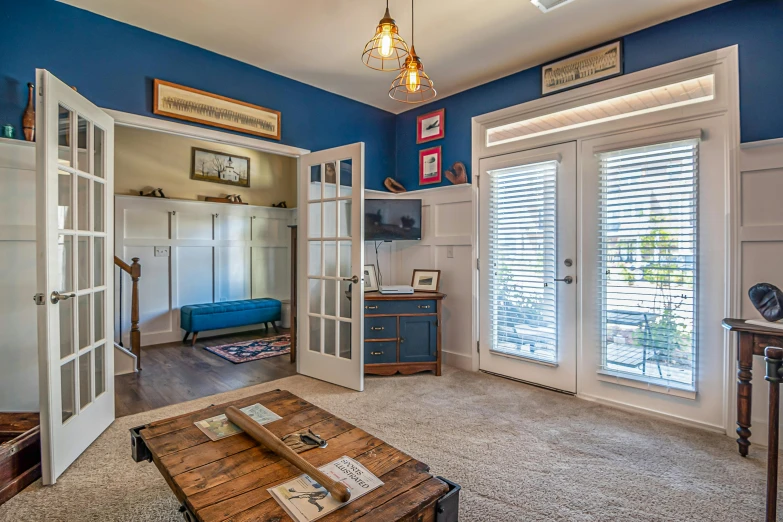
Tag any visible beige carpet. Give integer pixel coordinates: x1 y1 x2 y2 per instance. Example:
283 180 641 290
0 367 771 521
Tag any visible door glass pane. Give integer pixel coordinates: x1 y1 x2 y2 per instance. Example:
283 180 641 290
79 351 92 408
77 116 88 173
340 281 352 319
488 160 558 364
338 159 352 197
323 241 337 277
94 290 105 342
323 201 336 238
94 181 104 232
58 105 72 167
324 318 336 356
309 317 321 352
309 279 321 314
308 241 321 276
338 200 352 237
59 298 74 359
309 165 321 200
339 241 352 278
308 203 321 238
78 294 90 349
94 126 105 179
58 171 73 229
61 360 75 423
339 320 352 359
324 280 336 317
58 234 73 292
94 237 104 286
94 344 105 397
77 236 90 290
77 176 89 231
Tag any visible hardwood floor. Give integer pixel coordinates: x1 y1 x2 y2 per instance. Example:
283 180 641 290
114 328 297 418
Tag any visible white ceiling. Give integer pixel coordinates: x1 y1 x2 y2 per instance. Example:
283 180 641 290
59 0 728 114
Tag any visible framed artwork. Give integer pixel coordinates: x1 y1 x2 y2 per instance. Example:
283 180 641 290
191 147 251 188
542 40 623 96
363 264 379 292
154 79 281 140
411 269 441 292
416 108 445 144
419 146 442 185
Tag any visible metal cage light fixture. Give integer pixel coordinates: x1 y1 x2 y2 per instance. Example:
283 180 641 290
389 0 436 104
362 0 409 72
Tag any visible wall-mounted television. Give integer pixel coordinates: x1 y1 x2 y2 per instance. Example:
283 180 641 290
364 199 422 241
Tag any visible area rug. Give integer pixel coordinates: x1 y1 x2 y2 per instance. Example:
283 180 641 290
204 334 290 363
0 368 775 521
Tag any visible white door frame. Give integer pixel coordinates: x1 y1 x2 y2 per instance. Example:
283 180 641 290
471 46 740 433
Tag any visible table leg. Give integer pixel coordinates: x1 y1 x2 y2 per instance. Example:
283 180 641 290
737 333 754 457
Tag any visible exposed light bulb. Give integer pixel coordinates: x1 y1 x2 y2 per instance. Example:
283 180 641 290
406 65 421 93
377 24 394 58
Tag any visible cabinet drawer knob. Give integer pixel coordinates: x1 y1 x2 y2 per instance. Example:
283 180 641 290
400 338 405 343
371 351 384 356
417 305 431 309
370 326 384 331
366 305 379 310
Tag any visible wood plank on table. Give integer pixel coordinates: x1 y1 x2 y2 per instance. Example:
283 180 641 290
197 431 386 521
353 477 448 522
177 416 355 496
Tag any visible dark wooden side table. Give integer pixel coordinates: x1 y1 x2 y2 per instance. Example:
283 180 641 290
722 318 783 456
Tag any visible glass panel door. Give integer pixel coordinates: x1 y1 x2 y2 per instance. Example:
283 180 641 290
299 144 364 391
479 142 577 393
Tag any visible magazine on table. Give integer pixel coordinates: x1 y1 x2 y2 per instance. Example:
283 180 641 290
269 456 383 522
194 403 282 441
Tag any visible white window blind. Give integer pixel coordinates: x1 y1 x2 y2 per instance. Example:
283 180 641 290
598 139 698 389
489 160 558 364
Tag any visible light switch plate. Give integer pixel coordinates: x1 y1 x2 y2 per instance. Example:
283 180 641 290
154 246 170 257
447 246 454 258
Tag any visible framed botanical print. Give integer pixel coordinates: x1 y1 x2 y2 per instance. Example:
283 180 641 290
417 108 445 144
411 269 441 292
419 146 442 185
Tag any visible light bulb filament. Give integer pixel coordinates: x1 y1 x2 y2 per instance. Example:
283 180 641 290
377 25 394 58
406 65 420 93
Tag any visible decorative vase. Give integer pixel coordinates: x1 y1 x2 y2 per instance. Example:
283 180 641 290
22 83 35 141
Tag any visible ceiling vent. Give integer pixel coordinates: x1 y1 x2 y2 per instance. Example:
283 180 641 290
531 0 577 13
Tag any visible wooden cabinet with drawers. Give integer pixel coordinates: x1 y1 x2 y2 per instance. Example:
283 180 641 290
363 292 445 376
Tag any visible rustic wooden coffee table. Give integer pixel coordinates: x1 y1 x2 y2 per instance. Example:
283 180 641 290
131 389 460 521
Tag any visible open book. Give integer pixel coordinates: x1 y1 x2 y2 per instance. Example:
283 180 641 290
194 403 281 441
269 456 383 522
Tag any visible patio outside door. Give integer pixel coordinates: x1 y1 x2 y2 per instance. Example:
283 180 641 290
478 142 577 393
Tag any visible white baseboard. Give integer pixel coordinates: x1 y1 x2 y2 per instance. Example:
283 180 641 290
443 350 473 371
139 321 282 347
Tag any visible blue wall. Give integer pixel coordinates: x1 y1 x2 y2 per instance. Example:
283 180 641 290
394 0 783 191
0 0 396 190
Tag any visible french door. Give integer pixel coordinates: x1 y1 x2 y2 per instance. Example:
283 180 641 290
297 143 365 391
35 69 115 484
479 142 577 393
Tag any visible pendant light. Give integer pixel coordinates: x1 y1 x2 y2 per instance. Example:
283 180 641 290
389 0 436 104
362 0 409 72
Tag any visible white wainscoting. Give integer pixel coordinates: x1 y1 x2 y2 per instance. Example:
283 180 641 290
115 196 294 346
737 139 783 447
365 185 475 370
0 138 39 411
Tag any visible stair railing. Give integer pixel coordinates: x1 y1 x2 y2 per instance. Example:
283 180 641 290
114 256 142 371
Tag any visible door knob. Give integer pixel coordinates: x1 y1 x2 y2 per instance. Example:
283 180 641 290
554 276 574 284
342 275 359 284
50 290 76 304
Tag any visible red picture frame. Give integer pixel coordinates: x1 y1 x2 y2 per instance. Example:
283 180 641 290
416 108 445 144
419 146 442 185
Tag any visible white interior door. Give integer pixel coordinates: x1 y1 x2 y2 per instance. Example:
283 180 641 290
35 69 114 484
298 143 364 391
479 142 577 393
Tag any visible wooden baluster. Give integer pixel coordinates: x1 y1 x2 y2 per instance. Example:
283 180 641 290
765 346 783 522
130 258 142 371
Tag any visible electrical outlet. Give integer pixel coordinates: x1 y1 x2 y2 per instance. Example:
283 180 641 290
154 246 170 257
447 246 454 258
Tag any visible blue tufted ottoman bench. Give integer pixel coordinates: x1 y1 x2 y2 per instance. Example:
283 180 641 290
181 298 282 346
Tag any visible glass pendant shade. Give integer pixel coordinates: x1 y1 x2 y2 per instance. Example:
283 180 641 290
362 7 409 71
389 47 436 104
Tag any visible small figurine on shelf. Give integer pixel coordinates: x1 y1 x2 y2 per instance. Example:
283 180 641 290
139 188 167 198
22 83 35 141
749 283 783 322
2 124 14 139
272 201 288 208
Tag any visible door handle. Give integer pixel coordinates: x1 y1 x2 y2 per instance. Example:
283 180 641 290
554 276 574 284
50 291 76 304
343 275 359 284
